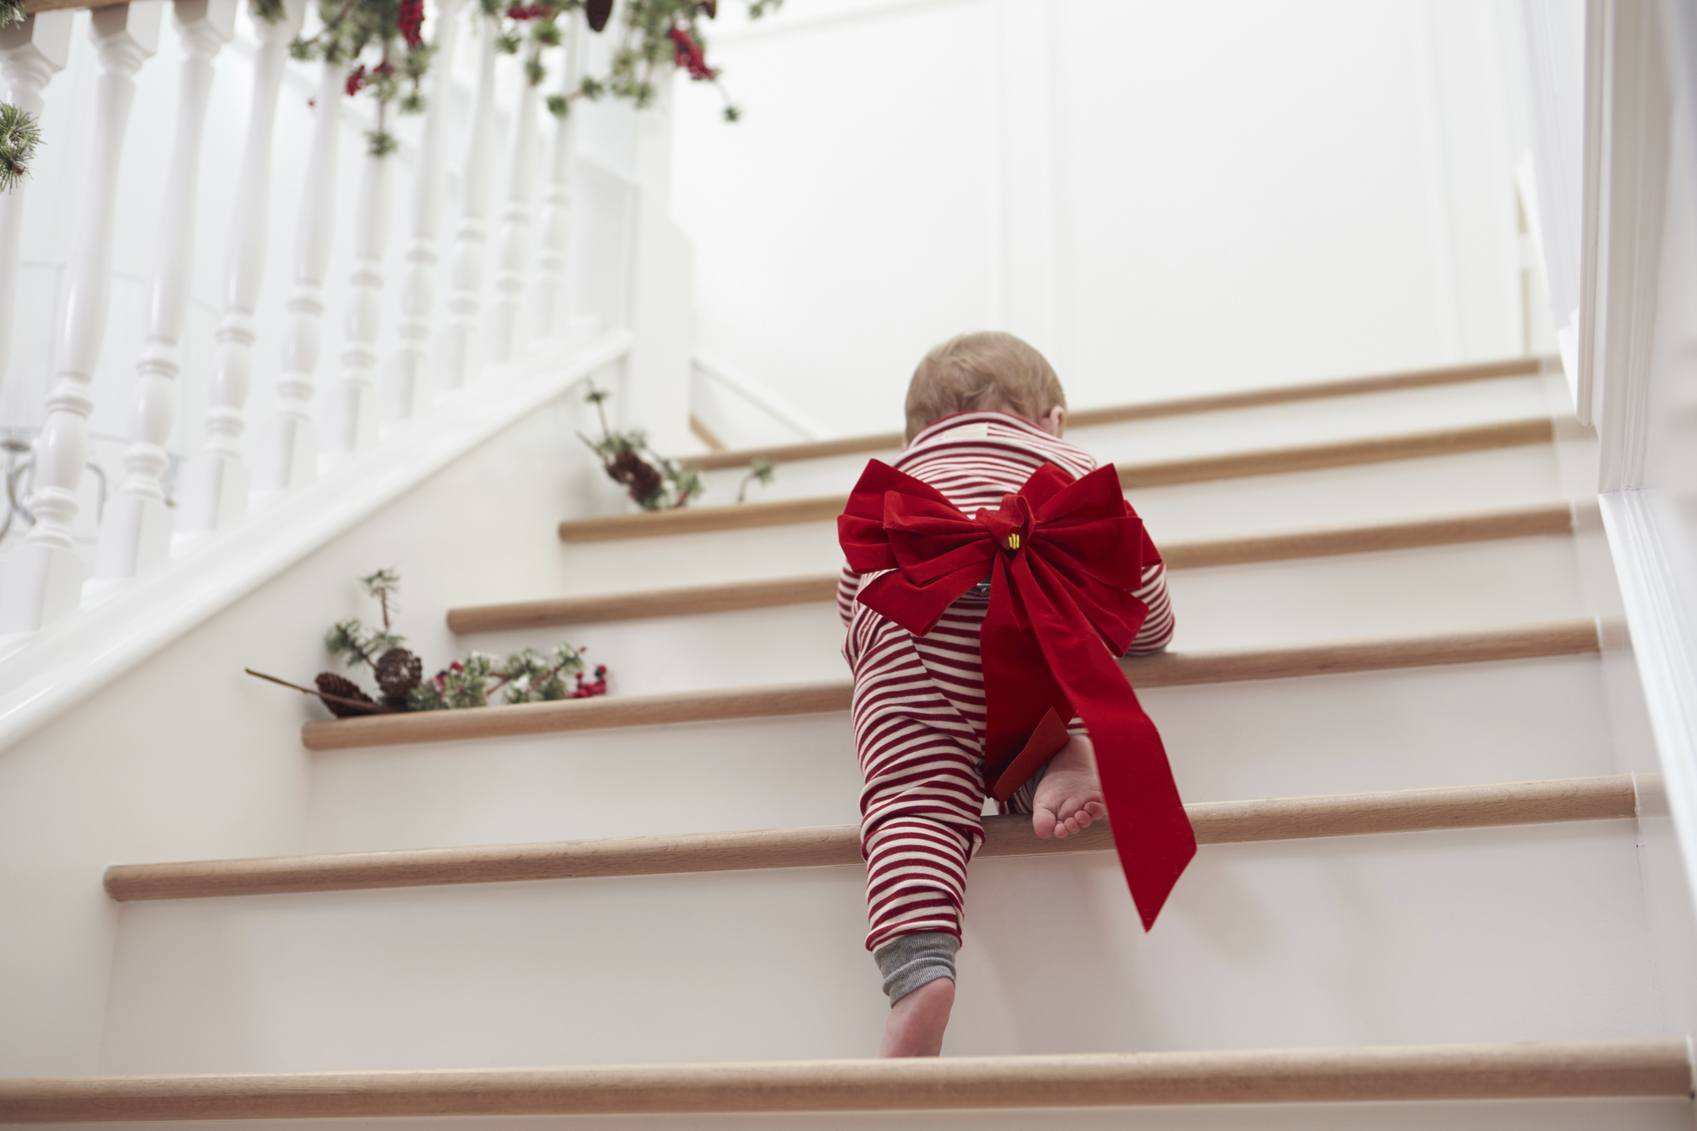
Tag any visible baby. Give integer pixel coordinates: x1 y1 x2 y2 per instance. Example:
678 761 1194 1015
835 331 1178 1058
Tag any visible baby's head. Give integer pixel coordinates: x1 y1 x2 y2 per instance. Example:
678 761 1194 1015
904 331 1067 443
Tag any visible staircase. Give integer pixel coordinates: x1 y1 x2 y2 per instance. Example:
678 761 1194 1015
1 355 1692 1127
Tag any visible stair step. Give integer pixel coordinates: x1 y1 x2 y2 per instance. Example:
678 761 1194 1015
102 775 1635 902
562 418 1555 541
458 502 1578 632
681 355 1549 472
0 1040 1683 1121
299 621 1599 751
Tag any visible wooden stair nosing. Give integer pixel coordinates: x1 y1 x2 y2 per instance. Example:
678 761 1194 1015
101 775 1635 901
679 355 1551 472
562 417 1557 541
303 621 1601 752
0 1041 1683 1120
454 502 1576 632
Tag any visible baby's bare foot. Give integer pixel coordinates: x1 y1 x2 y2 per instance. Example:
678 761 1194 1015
880 977 955 1057
1032 734 1107 840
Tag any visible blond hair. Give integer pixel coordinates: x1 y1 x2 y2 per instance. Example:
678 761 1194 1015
904 331 1065 442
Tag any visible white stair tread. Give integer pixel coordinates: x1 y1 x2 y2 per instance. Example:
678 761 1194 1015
97 824 1663 1072
297 654 1615 853
705 367 1559 500
553 447 1567 593
468 534 1591 700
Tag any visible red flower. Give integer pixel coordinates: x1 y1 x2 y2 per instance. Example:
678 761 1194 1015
668 25 715 81
397 0 425 47
345 64 366 96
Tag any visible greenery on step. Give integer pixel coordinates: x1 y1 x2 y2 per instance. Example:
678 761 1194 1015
246 568 607 718
0 102 42 195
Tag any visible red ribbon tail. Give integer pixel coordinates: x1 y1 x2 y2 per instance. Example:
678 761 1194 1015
1093 710 1196 930
986 708 1069 802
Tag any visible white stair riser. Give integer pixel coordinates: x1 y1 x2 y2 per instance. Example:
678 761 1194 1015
303 657 1614 852
700 373 1558 501
97 823 1664 1074
558 447 1568 592
10 1100 1693 1131
475 535 1590 700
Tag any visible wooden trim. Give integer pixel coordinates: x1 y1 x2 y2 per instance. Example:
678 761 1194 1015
21 0 127 12
688 414 728 452
0 1042 1684 1120
680 356 1549 472
562 418 1556 541
455 503 1575 632
102 776 1635 901
307 621 1600 751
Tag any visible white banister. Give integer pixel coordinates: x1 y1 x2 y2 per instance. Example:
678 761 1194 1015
0 11 73 405
328 141 392 452
440 13 497 389
533 17 581 340
95 0 237 580
255 58 342 493
0 2 161 632
391 0 468 419
489 58 539 364
178 0 307 533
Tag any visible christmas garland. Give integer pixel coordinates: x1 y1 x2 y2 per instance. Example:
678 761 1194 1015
246 568 608 717
0 0 22 29
579 382 703 510
272 0 779 156
0 102 41 194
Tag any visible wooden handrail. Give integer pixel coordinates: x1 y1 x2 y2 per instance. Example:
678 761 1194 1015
0 1041 1683 1119
303 620 1600 751
102 775 1635 901
681 355 1550 472
561 417 1556 541
454 502 1576 632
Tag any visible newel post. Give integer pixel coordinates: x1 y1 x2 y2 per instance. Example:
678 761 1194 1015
390 0 468 418
440 12 498 389
0 11 74 407
624 74 694 453
256 58 343 494
0 2 162 632
178 0 308 533
95 0 238 580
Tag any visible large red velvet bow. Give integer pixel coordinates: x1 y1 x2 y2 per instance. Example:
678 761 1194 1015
838 460 1195 930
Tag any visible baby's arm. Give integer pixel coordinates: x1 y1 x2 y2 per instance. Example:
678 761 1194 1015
1125 523 1175 655
836 564 859 627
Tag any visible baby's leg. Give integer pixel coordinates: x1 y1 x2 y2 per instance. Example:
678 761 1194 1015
853 626 987 1057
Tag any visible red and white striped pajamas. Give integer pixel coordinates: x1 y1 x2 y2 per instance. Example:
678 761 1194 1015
838 412 1174 953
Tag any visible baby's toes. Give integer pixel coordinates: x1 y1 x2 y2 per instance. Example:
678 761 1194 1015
1033 806 1059 840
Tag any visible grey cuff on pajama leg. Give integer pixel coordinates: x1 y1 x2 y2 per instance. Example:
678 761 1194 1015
873 931 960 1003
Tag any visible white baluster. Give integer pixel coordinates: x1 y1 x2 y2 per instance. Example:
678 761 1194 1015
95 0 236 580
389 0 467 419
328 136 391 453
177 0 307 533
488 55 540 364
440 14 498 389
0 3 161 633
0 12 74 391
534 14 582 341
255 58 342 494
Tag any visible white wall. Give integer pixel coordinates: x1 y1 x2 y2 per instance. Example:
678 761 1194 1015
671 0 1535 439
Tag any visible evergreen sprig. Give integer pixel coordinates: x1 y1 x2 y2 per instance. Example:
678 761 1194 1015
0 0 24 28
577 382 704 510
0 102 43 194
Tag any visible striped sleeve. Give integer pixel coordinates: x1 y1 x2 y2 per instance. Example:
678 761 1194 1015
837 564 859 627
1126 525 1174 655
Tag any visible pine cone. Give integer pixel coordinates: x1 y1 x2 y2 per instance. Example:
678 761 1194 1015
375 646 423 706
606 449 664 505
315 672 380 718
